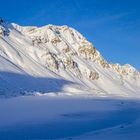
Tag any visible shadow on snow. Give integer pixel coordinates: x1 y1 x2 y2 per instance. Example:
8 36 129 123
0 71 73 97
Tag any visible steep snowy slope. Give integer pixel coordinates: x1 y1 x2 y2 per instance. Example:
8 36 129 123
0 19 140 97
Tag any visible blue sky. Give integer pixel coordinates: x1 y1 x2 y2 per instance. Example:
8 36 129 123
1 0 140 70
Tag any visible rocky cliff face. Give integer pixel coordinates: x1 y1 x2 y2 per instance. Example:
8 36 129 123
0 19 140 97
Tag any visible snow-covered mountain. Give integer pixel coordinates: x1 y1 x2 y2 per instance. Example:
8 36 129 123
0 18 140 98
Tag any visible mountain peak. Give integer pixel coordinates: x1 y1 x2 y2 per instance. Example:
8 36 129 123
0 18 5 24
0 21 140 97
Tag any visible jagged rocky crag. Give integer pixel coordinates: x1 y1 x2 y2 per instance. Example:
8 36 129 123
0 19 140 97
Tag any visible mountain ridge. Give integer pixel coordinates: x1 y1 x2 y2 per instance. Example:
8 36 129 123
0 19 140 98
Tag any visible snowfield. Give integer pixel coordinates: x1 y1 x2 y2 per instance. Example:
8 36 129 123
0 18 140 139
0 96 140 140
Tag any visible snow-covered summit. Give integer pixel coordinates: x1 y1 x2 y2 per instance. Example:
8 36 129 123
0 21 140 98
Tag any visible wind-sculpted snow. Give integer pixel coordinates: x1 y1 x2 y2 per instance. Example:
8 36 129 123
0 20 140 97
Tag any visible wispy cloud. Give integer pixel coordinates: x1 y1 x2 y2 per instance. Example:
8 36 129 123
73 12 130 29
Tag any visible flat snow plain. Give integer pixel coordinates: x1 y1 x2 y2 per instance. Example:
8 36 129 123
0 96 140 140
